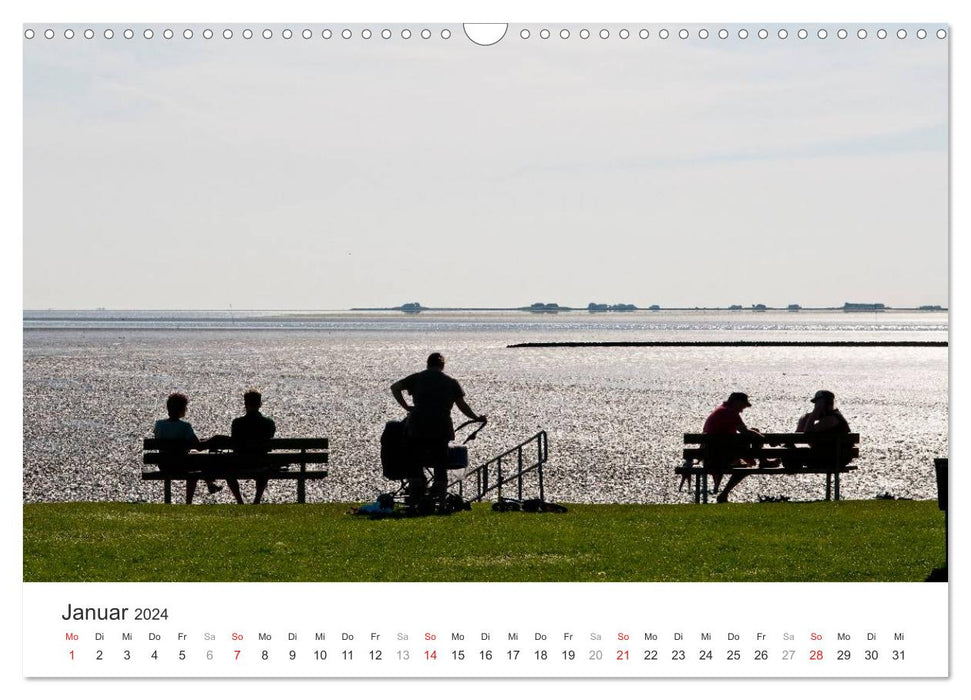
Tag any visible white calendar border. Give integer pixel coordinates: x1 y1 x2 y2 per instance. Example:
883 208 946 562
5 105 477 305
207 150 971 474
5 0 963 697
22 582 948 678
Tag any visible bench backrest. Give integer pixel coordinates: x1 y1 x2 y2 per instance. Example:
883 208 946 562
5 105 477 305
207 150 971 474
682 432 859 469
143 438 328 468
683 433 859 446
144 438 328 451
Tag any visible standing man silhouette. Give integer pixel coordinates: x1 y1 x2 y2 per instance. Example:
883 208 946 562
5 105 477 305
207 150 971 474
391 353 484 503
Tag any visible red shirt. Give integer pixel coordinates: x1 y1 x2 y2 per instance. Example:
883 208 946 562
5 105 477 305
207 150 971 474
703 403 746 435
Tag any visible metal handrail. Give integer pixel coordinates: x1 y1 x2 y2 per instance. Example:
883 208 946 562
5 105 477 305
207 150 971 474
451 431 548 502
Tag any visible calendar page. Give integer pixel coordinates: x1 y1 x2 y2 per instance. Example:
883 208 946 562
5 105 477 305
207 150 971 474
16 0 957 693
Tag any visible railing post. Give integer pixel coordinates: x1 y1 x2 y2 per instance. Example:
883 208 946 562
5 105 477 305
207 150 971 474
517 445 523 502
539 432 546 501
497 456 502 501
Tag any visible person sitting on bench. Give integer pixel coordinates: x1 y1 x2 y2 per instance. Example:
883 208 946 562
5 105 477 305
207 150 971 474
231 389 276 504
796 389 851 434
784 389 853 470
153 392 226 504
702 392 776 503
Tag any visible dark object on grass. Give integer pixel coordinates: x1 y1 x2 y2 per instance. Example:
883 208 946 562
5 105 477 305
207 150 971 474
408 493 472 516
440 493 472 514
874 492 913 501
522 498 568 513
492 498 521 512
354 493 473 518
758 495 790 503
350 497 395 517
492 497 567 513
413 494 437 516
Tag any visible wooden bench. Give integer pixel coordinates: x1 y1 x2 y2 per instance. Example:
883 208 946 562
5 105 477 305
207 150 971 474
677 433 859 503
142 438 328 503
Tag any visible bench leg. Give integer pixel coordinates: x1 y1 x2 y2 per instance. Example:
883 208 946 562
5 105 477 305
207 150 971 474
693 474 700 504
834 473 841 501
825 473 832 501
297 477 306 504
164 479 172 505
702 473 709 504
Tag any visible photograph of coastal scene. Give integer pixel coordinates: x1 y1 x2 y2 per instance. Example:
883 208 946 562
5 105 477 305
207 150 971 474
23 24 947 582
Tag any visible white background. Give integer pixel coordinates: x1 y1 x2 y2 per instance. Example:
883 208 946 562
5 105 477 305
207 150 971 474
3 0 964 698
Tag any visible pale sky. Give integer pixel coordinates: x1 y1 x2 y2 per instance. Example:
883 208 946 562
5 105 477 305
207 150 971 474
23 24 948 309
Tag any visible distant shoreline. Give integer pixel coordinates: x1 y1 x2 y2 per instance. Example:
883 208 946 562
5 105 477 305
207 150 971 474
508 341 948 348
349 306 948 313
23 307 949 318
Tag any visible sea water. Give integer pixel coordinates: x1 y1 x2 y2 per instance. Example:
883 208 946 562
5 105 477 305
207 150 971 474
22 310 948 504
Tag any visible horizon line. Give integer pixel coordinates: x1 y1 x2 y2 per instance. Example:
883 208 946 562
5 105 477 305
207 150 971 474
23 305 950 314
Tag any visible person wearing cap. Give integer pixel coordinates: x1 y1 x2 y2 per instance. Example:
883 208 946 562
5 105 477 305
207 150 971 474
784 390 853 471
701 392 772 503
796 390 851 434
391 353 485 504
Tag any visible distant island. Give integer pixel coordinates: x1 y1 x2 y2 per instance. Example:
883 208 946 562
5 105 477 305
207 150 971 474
587 303 638 312
523 302 565 313
398 302 425 314
843 302 887 312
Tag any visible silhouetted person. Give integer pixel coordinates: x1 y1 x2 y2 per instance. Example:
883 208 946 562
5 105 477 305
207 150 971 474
391 353 484 503
796 390 851 434
702 392 774 503
785 389 853 470
153 392 223 504
232 389 276 504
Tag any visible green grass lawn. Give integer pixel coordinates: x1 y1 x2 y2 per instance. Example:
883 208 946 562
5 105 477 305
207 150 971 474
23 501 945 582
